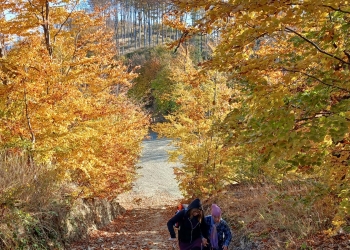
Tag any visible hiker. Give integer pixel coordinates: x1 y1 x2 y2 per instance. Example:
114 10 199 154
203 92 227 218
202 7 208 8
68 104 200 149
167 198 209 250
203 204 232 250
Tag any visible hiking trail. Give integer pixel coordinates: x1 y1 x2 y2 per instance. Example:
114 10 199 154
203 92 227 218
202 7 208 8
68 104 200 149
69 133 184 249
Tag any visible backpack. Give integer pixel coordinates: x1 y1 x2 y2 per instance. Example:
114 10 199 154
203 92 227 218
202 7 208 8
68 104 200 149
174 203 188 228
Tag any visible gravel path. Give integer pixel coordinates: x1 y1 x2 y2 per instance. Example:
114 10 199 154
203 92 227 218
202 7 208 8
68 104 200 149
70 133 184 249
117 133 184 208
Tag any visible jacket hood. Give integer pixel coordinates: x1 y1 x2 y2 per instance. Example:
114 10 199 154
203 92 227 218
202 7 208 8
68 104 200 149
187 198 202 211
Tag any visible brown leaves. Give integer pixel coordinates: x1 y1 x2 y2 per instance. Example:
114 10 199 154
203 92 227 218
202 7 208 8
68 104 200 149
69 203 178 250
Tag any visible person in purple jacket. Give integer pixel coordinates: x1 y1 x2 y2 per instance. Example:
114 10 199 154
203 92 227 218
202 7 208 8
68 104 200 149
203 204 232 250
167 198 209 250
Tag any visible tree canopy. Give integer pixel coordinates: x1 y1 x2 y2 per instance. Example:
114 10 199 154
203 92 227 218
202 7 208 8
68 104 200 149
157 0 350 228
0 0 148 198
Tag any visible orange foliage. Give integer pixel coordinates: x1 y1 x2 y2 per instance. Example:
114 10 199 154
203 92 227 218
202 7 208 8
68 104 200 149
0 0 149 198
166 0 350 227
153 50 238 198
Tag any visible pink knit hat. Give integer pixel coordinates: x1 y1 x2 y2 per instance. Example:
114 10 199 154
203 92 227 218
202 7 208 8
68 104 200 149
211 204 221 217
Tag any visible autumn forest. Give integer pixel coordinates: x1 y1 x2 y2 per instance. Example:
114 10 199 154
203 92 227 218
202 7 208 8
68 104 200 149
0 0 350 249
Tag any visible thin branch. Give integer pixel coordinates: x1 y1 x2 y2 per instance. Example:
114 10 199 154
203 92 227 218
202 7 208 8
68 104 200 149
282 68 350 93
24 87 35 145
285 27 350 66
322 5 350 14
285 3 350 14
53 0 79 42
173 31 189 54
344 50 350 64
28 0 41 24
295 111 332 123
66 32 80 76
28 0 41 13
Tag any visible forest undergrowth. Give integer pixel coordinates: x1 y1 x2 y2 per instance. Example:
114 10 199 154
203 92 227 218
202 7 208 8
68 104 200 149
210 180 350 249
69 179 350 249
1 143 350 249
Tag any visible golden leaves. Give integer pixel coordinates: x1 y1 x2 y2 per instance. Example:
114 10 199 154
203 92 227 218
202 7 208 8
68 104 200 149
166 0 350 224
0 1 149 198
152 50 237 197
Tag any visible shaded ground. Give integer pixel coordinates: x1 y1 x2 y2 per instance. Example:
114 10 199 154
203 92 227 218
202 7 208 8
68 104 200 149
68 133 350 249
209 183 350 250
69 134 184 250
69 205 178 250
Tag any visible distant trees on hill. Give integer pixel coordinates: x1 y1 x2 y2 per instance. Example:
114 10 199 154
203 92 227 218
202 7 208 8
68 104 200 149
87 0 218 57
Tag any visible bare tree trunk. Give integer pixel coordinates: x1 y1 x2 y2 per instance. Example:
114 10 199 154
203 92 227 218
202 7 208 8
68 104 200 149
143 11 147 48
114 6 120 54
0 34 6 58
161 12 164 44
147 4 151 47
156 2 162 45
138 11 142 48
40 0 53 57
134 7 137 49
121 4 125 54
126 0 132 51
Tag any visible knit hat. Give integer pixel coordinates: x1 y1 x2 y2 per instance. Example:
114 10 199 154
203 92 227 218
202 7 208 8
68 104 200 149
211 204 221 217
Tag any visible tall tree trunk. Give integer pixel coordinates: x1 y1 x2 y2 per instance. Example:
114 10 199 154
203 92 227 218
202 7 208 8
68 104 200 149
0 34 6 58
114 6 120 55
156 2 160 45
147 4 151 47
143 11 147 48
161 9 164 44
138 11 142 48
40 0 53 57
134 7 137 49
121 4 125 54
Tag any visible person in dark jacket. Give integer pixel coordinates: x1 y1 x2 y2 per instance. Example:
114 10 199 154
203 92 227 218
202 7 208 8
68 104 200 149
203 204 232 250
167 198 209 250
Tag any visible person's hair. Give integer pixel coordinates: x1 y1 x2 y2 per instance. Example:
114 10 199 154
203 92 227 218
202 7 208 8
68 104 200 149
189 207 204 222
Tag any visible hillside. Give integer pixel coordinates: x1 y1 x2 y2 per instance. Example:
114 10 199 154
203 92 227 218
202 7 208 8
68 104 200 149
68 135 350 249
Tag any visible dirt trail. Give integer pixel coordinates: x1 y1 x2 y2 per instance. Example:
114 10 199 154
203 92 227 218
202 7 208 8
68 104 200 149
70 134 184 250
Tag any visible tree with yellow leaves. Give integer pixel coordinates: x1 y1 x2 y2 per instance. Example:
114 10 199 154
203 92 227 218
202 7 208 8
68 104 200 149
165 0 350 228
0 0 149 198
153 47 237 197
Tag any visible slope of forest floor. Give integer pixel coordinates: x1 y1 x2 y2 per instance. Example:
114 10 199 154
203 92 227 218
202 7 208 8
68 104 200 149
208 183 350 249
67 183 350 250
68 134 350 249
68 185 350 250
68 195 180 250
68 134 184 249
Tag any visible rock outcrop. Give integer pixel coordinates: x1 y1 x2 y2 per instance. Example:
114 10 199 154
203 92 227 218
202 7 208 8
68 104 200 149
59 197 125 244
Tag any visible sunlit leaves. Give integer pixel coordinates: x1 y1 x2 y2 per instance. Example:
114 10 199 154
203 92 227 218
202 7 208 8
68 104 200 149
0 0 149 198
167 0 350 225
153 50 237 198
